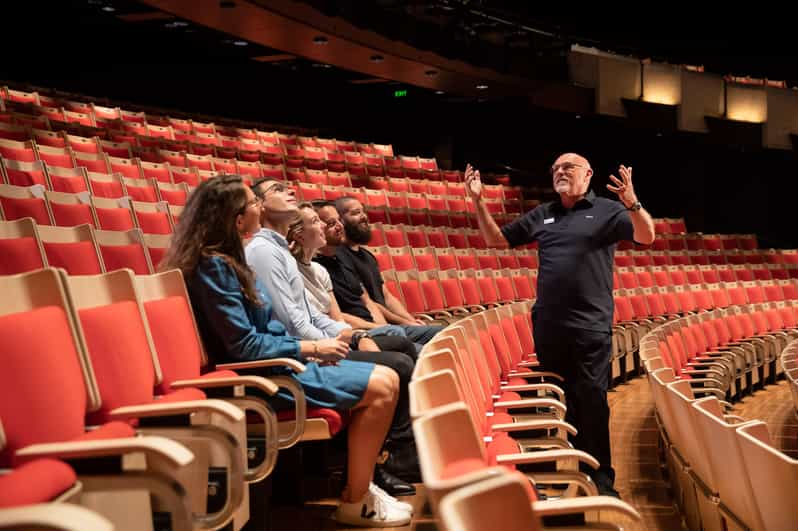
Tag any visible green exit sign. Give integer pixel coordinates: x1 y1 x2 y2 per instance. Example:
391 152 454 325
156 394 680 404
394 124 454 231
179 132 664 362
394 89 408 98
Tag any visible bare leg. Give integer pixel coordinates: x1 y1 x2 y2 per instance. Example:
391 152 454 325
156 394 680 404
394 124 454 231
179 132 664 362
340 365 399 502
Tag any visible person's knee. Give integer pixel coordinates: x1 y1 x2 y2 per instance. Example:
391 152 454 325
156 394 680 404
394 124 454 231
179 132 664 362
370 365 400 402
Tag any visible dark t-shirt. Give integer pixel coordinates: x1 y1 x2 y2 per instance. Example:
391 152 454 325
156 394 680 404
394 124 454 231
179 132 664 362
313 252 374 322
336 245 386 305
501 190 634 333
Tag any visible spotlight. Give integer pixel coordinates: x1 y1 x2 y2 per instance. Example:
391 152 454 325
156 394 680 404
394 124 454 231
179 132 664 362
313 35 329 45
101 5 115 12
233 40 248 46
475 84 488 90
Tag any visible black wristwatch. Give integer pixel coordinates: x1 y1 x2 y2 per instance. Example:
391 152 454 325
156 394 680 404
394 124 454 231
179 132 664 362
350 330 368 349
626 201 642 212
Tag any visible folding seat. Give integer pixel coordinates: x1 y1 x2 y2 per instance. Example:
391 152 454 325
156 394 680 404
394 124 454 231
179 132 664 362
366 223 386 247
0 183 52 225
0 269 203 530
649 265 672 287
322 185 351 202
705 250 725 265
465 229 487 249
776 279 798 300
718 234 739 251
491 269 518 304
614 250 634 268
85 172 124 200
37 224 103 275
411 246 437 271
64 133 99 155
105 155 142 179
766 263 789 280
438 470 639 531
387 246 415 271
617 267 638 289
94 228 153 273
156 181 190 206
45 190 97 228
384 190 407 210
627 250 650 267
650 250 671 266
259 163 285 180
723 250 745 265
302 146 327 170
90 196 135 231
633 266 655 288
454 248 478 270
131 200 173 235
366 176 389 191
741 250 764 264
169 166 200 187
185 153 213 172
63 270 251 527
426 193 446 211
654 218 671 235
495 249 520 269
422 226 446 249
403 225 428 248
441 170 461 183
30 129 66 148
386 204 411 225
475 249 500 270
0 218 47 274
367 245 391 272
456 270 488 311
0 122 30 142
191 120 216 135
697 264 720 284
395 271 454 324
448 210 470 229
237 160 263 179
327 170 350 188
669 250 690 265
407 178 429 195
0 139 37 163
687 250 709 265
363 188 387 210
508 269 536 300
117 176 156 203
434 247 457 270
741 280 766 305
445 228 468 250
1 158 49 188
515 249 538 269
35 145 75 170
295 182 323 202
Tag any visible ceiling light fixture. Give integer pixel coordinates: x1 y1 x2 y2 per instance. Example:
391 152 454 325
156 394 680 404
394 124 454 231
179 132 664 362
313 35 329 45
475 84 488 90
233 40 248 46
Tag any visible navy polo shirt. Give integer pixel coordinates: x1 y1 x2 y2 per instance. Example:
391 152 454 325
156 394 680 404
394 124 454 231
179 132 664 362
501 190 634 333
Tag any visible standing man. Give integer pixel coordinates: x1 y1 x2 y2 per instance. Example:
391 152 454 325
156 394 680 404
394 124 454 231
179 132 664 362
465 154 655 497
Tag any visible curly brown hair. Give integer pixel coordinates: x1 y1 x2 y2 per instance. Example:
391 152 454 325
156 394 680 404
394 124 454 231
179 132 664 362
160 174 262 305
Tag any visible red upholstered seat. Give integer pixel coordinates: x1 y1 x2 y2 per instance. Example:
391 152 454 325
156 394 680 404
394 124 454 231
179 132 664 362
0 459 77 508
0 237 44 274
277 407 345 436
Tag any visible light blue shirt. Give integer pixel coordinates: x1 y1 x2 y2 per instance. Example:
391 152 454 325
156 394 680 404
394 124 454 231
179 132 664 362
246 228 350 340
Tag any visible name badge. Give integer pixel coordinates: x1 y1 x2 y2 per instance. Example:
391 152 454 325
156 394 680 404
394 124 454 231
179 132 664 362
543 217 555 224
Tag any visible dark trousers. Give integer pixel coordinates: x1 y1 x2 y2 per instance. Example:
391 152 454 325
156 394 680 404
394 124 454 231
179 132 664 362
532 321 615 483
346 336 416 442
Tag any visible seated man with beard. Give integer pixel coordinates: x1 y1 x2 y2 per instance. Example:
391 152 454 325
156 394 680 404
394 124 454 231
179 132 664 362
314 197 444 353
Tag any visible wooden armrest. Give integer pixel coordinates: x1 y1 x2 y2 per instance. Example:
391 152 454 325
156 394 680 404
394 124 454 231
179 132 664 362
170 375 278 396
496 448 599 469
533 496 641 521
492 419 577 437
493 398 566 418
0 503 114 530
216 357 306 373
109 399 244 423
15 436 193 467
507 370 564 382
499 383 565 403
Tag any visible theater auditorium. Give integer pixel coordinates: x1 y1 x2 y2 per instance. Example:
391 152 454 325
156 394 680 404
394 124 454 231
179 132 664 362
0 2 797 530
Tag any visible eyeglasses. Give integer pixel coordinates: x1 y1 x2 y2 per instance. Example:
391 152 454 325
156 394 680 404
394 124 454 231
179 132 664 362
263 182 287 195
242 196 262 211
549 162 587 175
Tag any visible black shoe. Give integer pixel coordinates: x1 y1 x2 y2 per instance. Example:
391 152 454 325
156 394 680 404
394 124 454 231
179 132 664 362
594 475 621 499
382 440 421 483
373 465 416 497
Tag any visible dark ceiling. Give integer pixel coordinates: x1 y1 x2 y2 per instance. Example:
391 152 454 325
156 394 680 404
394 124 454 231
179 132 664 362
294 0 798 86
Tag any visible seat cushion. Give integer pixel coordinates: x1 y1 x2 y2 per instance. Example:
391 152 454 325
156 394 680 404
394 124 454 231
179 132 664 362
486 433 521 467
75 421 136 442
0 459 77 508
277 407 345 436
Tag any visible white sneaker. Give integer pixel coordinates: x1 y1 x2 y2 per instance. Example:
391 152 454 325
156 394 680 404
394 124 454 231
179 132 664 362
334 489 412 528
369 481 414 514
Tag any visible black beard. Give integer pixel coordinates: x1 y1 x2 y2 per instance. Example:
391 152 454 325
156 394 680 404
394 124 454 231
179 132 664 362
344 221 372 245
